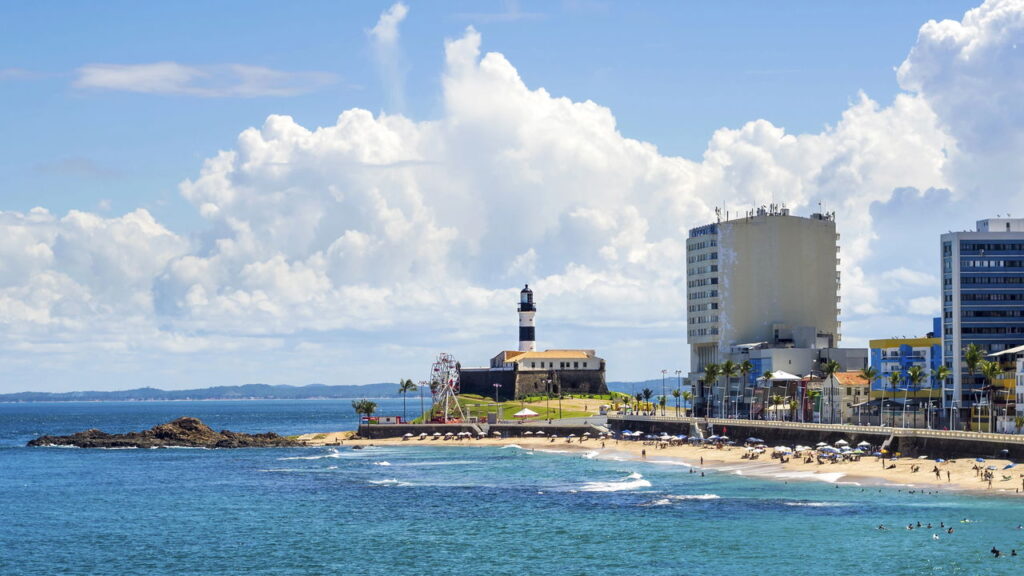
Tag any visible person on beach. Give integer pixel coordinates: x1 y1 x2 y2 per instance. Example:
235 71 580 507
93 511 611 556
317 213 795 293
947 470 951 482
641 449 646 459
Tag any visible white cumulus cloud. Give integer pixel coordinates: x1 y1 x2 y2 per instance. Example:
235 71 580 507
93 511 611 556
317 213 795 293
6 1 1024 390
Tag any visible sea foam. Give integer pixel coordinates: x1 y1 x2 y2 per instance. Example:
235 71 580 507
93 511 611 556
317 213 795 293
581 472 652 492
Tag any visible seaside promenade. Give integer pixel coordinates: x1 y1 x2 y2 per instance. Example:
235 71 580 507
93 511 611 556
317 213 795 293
610 414 1024 460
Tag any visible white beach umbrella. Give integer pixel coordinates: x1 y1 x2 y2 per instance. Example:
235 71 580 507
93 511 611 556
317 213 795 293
536 431 546 436
419 432 428 437
816 442 828 447
403 433 414 438
524 431 534 436
857 441 871 447
834 439 849 446
433 432 442 437
493 431 502 436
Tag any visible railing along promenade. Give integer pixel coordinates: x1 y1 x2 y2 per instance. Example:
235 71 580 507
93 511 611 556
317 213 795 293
608 414 1024 445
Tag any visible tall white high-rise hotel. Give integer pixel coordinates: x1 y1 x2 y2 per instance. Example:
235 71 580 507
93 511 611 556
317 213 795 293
686 208 842 394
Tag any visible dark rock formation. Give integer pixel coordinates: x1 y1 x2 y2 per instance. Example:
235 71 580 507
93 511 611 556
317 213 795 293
27 417 300 449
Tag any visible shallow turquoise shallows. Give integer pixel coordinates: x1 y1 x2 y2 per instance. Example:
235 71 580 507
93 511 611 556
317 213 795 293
4 400 1024 576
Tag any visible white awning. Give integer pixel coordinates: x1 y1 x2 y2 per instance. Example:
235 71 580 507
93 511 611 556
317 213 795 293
988 344 1024 357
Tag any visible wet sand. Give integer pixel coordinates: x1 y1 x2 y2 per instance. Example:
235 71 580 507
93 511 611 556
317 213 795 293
297 431 1024 495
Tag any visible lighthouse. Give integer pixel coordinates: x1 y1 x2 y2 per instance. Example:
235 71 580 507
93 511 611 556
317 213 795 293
518 284 536 352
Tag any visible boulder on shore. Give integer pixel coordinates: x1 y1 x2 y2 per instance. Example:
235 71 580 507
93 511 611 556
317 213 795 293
27 417 300 449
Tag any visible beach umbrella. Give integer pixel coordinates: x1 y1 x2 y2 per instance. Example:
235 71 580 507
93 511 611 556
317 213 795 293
1004 464 1016 469
433 432 442 437
621 430 633 435
403 433 414 438
707 435 720 441
677 435 688 440
478 431 486 437
872 452 882 457
935 458 945 463
987 465 997 470
834 439 849 446
719 436 730 440
857 441 872 447
419 432 428 437
493 431 502 436
583 432 591 436
536 431 545 436
852 449 864 454
816 442 828 447
524 431 533 436
568 434 577 438
976 458 986 463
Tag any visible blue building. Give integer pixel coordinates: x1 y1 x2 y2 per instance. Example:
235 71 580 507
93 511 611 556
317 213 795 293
867 319 942 427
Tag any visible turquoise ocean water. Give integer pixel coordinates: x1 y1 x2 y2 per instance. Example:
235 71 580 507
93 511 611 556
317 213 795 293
4 400 1024 575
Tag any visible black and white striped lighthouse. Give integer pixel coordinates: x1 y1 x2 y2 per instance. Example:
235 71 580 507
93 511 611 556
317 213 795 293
518 284 536 352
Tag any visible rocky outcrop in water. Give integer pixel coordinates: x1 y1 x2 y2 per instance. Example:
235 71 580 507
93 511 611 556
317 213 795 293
27 417 300 449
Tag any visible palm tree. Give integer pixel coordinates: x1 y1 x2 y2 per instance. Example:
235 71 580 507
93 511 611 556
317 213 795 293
658 395 667 415
980 359 1002 433
352 399 378 428
672 388 681 417
860 366 879 425
398 379 417 422
807 389 821 423
769 394 784 421
761 370 774 420
820 359 840 424
929 365 950 429
681 390 693 417
703 364 720 417
634 392 643 412
963 343 985 430
720 360 738 418
641 388 654 414
739 360 753 419
905 365 925 428
887 371 902 427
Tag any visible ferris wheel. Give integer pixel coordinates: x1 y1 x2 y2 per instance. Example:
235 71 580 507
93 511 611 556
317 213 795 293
429 352 465 423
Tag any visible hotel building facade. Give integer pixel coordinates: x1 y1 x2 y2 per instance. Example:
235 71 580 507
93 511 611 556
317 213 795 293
942 218 1024 429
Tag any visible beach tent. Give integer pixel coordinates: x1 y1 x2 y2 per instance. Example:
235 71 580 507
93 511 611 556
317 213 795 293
513 408 539 418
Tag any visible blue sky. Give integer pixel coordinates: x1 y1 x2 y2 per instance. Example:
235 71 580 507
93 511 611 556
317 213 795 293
1 0 1016 392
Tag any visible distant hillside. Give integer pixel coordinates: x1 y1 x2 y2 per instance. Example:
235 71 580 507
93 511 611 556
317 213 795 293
0 383 401 402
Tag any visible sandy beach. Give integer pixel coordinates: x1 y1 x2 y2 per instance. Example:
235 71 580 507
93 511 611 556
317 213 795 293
297 430 1024 496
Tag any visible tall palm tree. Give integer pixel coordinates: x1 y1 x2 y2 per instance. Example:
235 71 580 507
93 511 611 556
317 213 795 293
887 370 902 427
720 360 738 418
769 394 783 421
860 366 879 425
807 389 821 422
398 379 417 422
820 359 841 424
980 359 1002 433
703 363 720 417
905 365 925 428
681 390 694 417
352 399 378 428
963 343 985 430
760 370 774 420
739 360 753 419
929 365 950 429
672 388 681 417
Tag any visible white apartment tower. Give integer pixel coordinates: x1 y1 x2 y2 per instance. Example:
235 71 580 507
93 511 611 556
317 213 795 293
687 207 841 378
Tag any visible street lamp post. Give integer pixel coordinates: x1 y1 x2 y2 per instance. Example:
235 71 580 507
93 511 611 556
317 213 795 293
661 369 667 416
493 383 502 420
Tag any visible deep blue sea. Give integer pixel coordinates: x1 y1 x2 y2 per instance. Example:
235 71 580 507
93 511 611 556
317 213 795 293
4 400 1024 575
